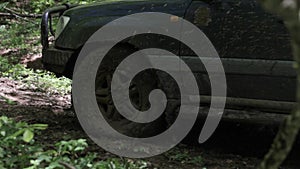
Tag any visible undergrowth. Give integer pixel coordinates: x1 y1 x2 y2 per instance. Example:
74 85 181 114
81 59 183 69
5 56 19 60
0 116 150 169
0 56 71 95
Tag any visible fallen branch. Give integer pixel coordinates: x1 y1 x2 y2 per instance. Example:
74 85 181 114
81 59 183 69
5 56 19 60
0 9 37 23
0 12 14 18
3 7 42 18
58 161 77 169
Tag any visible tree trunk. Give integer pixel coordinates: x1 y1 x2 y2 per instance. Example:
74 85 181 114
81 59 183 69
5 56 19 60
258 0 300 169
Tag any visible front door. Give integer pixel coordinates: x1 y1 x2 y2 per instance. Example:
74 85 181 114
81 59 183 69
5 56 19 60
182 0 295 105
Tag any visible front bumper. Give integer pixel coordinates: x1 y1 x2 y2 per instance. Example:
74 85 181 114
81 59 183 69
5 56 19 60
42 47 74 74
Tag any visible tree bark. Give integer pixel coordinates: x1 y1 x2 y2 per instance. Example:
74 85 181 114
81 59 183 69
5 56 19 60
258 0 300 169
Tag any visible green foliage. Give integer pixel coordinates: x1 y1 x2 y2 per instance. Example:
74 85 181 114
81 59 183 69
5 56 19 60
0 56 71 95
166 148 203 165
0 95 17 105
0 116 47 168
92 158 149 169
0 21 40 50
0 57 11 73
29 0 56 13
0 2 9 10
15 0 97 13
0 116 150 169
0 7 71 95
0 1 97 14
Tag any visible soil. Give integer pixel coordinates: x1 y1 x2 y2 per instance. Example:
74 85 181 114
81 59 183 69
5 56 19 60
0 76 300 169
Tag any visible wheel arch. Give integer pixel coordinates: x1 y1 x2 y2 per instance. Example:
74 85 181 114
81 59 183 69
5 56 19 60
62 42 139 79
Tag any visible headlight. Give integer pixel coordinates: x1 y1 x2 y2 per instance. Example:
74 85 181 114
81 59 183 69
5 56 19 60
55 16 70 39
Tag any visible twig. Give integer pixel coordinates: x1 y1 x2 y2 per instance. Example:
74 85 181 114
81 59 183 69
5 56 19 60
0 12 14 18
0 9 35 23
4 7 42 18
58 161 77 169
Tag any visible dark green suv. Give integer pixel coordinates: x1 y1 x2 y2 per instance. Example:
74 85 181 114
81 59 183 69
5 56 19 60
41 0 295 137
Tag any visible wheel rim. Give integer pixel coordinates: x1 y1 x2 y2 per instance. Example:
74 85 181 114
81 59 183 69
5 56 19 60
95 71 142 121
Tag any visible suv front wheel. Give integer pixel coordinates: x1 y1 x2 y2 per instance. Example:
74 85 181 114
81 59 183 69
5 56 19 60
94 45 166 138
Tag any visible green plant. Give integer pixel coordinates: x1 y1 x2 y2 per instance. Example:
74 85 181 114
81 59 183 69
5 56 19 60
0 21 39 50
0 56 72 95
0 95 17 105
0 57 12 73
0 116 48 168
166 148 203 165
1 0 112 15
0 116 151 169
29 139 150 169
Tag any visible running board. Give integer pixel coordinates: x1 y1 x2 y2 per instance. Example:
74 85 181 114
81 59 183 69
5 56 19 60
186 95 296 114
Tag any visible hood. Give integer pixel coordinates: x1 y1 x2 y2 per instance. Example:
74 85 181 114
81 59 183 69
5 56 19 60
64 0 191 19
55 0 191 49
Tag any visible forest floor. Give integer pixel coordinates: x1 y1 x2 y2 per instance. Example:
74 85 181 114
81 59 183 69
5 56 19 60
0 74 300 168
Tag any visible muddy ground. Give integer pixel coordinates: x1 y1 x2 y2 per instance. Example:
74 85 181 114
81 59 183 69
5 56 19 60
0 77 299 169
